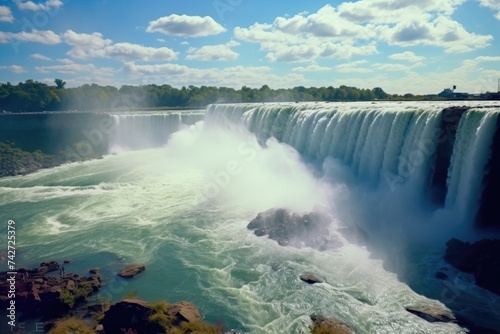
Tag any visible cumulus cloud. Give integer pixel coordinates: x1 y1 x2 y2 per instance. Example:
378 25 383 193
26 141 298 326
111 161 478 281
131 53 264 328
0 30 61 44
234 1 490 62
389 51 425 62
63 30 178 61
292 64 332 72
63 30 111 49
15 0 63 11
30 53 52 61
123 62 308 88
147 14 226 37
477 0 500 20
0 6 14 22
373 63 416 72
0 65 26 73
335 60 372 73
186 41 239 61
35 59 115 76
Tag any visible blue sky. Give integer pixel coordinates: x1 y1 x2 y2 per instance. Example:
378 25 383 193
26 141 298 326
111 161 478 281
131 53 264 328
0 0 499 94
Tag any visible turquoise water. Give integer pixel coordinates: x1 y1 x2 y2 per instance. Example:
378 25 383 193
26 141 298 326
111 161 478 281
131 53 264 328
0 122 475 333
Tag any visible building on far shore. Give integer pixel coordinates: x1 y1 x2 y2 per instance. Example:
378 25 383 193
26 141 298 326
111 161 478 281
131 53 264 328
437 83 500 100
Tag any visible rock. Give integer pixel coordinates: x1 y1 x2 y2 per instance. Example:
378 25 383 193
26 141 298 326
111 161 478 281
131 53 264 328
247 208 366 250
39 260 59 274
118 264 146 278
167 301 202 325
100 298 164 334
89 268 100 274
63 259 72 264
300 273 322 284
444 238 500 295
310 315 353 334
0 265 102 319
95 324 104 334
87 302 111 317
405 305 456 323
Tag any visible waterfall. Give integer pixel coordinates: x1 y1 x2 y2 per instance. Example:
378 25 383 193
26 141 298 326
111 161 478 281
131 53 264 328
109 111 204 151
206 102 500 227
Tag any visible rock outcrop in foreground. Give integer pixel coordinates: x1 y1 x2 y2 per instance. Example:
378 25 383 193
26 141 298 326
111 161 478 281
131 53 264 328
99 298 220 334
0 261 102 319
247 208 366 250
444 238 500 296
310 315 354 334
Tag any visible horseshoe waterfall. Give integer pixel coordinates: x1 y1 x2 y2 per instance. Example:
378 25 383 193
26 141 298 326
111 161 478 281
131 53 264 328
1 102 500 334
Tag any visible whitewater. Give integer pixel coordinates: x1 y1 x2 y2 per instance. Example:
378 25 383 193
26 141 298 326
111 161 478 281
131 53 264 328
1 102 500 333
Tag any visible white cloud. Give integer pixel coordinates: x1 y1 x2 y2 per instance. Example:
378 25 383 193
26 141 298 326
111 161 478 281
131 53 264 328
234 1 490 62
15 0 63 11
0 65 26 73
292 64 332 72
389 51 425 62
186 41 239 61
0 6 14 22
335 60 373 73
30 53 52 61
234 6 377 62
123 62 308 88
63 30 111 49
63 30 178 61
146 14 226 37
0 30 61 44
477 0 500 20
373 63 415 72
35 59 115 76
180 41 189 46
376 16 492 52
101 43 178 61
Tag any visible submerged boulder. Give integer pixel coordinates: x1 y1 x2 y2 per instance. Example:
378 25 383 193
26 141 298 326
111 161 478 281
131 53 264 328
118 264 145 278
405 305 456 323
444 238 500 296
247 208 366 250
300 273 322 284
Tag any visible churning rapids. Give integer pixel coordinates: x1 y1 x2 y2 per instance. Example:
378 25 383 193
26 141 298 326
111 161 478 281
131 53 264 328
1 101 500 333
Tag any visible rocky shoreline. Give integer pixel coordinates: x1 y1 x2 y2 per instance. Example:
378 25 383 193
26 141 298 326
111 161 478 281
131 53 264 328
0 141 102 178
0 260 231 334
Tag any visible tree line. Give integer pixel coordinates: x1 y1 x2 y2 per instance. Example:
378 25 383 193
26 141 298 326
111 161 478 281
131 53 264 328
0 79 396 113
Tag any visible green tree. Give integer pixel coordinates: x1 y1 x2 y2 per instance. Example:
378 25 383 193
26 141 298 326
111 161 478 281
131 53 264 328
54 79 66 89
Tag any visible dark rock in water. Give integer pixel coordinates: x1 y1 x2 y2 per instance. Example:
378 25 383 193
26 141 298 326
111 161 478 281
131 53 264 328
247 208 366 250
405 305 456 323
435 271 448 280
89 268 100 274
310 314 353 334
39 260 60 274
300 273 322 284
63 259 72 264
444 238 500 296
118 264 145 278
